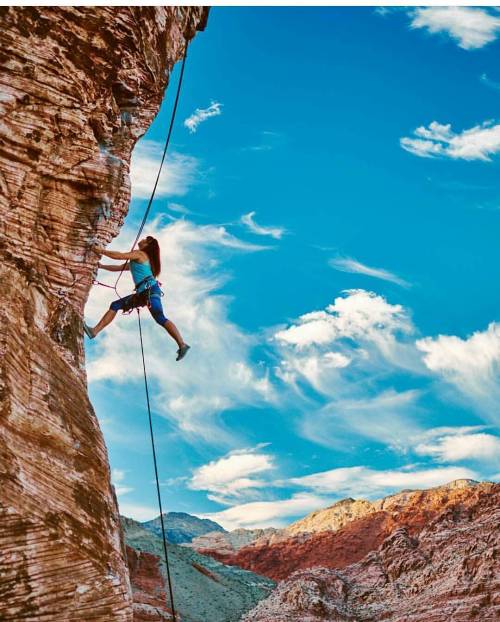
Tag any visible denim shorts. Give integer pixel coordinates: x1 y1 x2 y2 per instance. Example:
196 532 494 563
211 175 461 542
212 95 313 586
109 283 168 325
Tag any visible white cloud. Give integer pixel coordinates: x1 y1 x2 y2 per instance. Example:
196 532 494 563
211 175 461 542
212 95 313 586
118 502 159 522
86 219 275 444
272 291 425 449
130 141 199 199
409 7 500 50
275 290 412 353
111 468 134 497
241 211 286 240
415 431 500 463
480 73 500 92
300 389 424 452
290 465 477 498
329 257 410 288
401 121 500 161
417 322 500 422
167 202 194 216
189 446 275 504
201 493 326 530
184 101 222 134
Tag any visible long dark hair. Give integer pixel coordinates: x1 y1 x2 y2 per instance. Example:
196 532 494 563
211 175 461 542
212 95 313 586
144 236 161 277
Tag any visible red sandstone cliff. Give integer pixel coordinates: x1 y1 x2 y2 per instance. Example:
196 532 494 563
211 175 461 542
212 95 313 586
221 480 496 581
0 7 208 620
243 482 500 621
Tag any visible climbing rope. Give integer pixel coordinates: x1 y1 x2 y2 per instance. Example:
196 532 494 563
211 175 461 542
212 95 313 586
137 309 177 622
113 44 189 298
94 43 190 621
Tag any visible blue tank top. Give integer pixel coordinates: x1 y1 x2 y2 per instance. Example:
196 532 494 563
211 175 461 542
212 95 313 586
130 260 155 292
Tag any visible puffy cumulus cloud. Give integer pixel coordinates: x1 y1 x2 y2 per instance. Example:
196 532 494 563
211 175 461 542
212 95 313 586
416 323 500 423
201 492 326 530
241 211 286 240
409 7 500 50
86 218 275 445
290 465 477 498
273 291 424 449
401 121 500 161
275 290 413 351
273 290 419 396
329 257 410 288
415 429 500 463
184 101 222 134
130 141 200 199
189 446 275 504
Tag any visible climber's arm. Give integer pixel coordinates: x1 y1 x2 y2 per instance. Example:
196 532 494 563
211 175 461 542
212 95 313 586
93 246 142 261
98 262 129 272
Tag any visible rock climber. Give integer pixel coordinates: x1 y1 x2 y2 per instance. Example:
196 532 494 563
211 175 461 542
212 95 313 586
83 236 190 361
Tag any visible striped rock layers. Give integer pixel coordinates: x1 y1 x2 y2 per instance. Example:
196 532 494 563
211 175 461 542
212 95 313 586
0 7 207 621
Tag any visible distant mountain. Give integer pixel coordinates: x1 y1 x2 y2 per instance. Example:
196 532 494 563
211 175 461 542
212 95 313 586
122 517 274 622
187 527 279 560
243 481 499 622
220 479 490 580
140 511 225 544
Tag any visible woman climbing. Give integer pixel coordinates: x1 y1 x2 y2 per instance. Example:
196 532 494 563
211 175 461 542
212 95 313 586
83 236 190 361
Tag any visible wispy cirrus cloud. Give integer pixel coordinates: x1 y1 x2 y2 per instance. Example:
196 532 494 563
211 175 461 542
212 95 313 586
329 256 410 288
241 211 286 240
130 140 200 199
184 101 222 134
480 73 500 92
111 468 134 497
290 464 478 498
401 121 500 161
409 7 500 50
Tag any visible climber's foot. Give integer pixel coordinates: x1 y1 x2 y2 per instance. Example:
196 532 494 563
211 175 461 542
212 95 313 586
176 344 190 361
83 322 95 339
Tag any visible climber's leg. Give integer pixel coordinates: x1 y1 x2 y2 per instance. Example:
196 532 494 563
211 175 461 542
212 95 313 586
148 293 189 358
86 295 133 338
92 309 118 336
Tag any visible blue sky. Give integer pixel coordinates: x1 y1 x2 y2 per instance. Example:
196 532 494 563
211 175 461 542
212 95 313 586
85 7 500 529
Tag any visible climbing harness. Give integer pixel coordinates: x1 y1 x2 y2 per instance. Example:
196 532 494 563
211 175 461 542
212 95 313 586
91 41 190 622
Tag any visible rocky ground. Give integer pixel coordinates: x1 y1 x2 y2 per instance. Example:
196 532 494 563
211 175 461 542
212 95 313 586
222 479 495 581
242 481 500 621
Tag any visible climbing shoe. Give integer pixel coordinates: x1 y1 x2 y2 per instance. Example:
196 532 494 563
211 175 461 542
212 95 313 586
176 344 190 361
83 322 95 339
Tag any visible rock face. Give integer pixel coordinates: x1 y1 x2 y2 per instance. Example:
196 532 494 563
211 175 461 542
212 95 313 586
189 527 278 560
142 512 225 545
224 480 494 581
122 517 275 622
0 7 208 620
243 482 500 621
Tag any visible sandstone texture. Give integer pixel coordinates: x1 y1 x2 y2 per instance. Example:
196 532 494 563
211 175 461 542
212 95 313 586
243 482 500 621
0 7 207 620
224 480 494 581
123 517 275 622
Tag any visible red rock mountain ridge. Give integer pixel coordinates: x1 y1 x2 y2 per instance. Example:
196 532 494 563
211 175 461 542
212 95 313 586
218 480 496 581
0 7 207 620
243 482 500 621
